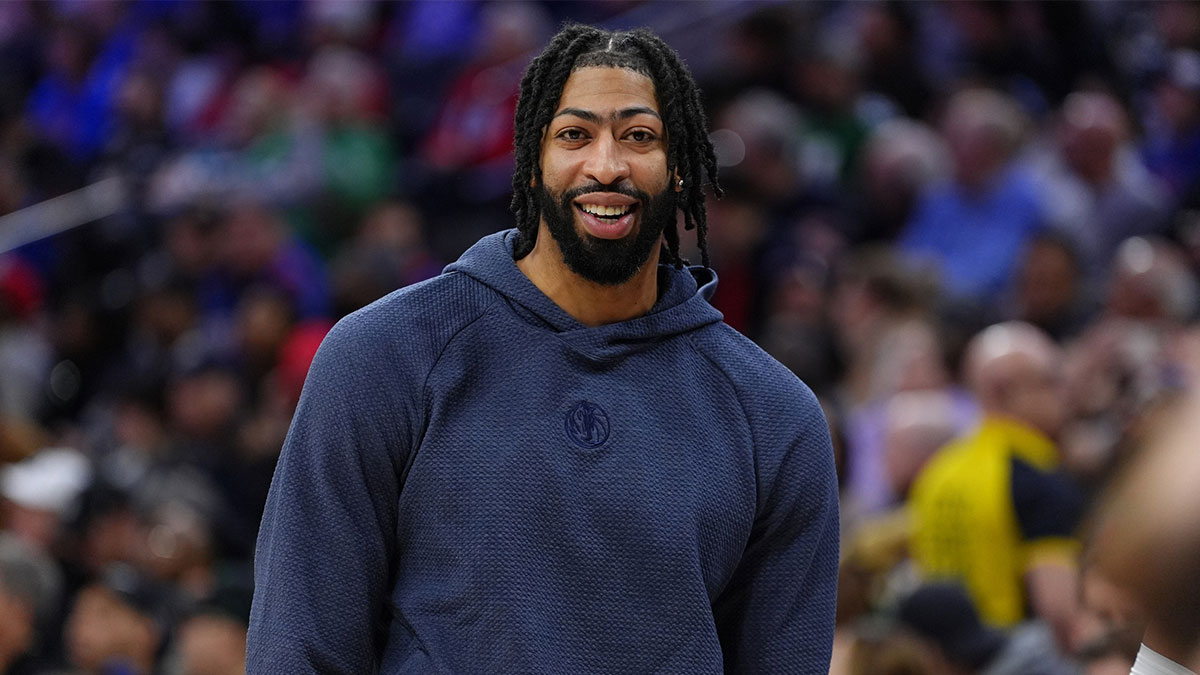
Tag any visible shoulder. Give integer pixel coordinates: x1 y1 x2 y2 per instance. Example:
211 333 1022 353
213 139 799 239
1009 457 1085 540
687 322 821 419
909 431 982 495
324 271 498 360
308 272 499 396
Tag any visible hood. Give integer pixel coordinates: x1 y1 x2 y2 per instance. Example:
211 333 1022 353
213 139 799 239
444 230 724 361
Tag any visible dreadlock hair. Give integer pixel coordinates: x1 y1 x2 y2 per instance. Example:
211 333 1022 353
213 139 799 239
509 24 723 268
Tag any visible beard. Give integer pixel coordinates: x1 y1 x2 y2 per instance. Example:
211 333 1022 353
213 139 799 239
536 181 676 286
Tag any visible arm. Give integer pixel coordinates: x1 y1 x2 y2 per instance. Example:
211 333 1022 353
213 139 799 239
246 314 414 674
1025 555 1080 650
1011 457 1085 650
713 383 840 674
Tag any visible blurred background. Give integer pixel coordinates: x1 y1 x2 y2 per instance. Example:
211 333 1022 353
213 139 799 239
0 1 1198 673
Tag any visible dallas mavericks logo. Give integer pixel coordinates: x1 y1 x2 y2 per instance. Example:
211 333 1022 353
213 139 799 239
565 400 610 448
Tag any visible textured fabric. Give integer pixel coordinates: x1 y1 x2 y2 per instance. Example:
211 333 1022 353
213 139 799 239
247 229 840 674
908 417 1080 628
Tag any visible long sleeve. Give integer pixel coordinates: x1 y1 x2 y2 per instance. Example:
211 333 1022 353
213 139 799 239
246 313 414 674
713 379 840 674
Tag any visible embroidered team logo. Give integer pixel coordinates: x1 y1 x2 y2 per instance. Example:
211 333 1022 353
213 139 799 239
565 400 610 448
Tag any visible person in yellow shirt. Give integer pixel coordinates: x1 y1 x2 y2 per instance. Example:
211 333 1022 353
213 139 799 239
908 321 1084 648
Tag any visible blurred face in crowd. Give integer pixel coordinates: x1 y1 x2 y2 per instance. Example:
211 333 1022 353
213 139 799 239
139 504 213 591
176 613 247 675
0 579 33 670
168 369 242 441
221 204 283 278
1057 91 1129 187
967 323 1066 438
999 351 1066 438
2 501 60 553
236 290 294 371
536 66 677 285
360 201 425 254
66 585 158 674
1017 238 1080 325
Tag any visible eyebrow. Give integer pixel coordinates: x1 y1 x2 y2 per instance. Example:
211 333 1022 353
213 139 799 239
552 106 662 123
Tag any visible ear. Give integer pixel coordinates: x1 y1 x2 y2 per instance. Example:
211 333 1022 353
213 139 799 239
673 168 683 193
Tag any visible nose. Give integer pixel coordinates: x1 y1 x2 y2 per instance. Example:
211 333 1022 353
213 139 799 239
582 134 630 186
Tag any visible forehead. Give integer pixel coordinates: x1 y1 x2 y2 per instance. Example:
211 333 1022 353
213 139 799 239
554 66 659 115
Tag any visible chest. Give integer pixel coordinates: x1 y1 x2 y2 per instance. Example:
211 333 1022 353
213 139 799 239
396 335 758 594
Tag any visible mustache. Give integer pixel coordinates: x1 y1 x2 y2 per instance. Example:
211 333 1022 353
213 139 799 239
559 182 648 204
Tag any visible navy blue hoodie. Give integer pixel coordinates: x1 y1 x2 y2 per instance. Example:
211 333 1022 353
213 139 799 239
247 230 839 674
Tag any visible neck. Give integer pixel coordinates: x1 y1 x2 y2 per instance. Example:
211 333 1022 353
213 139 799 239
1142 628 1199 670
516 223 661 326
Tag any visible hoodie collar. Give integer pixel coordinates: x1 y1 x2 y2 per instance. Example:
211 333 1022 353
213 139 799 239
444 230 723 360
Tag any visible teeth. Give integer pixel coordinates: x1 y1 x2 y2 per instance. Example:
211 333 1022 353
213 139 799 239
580 204 630 217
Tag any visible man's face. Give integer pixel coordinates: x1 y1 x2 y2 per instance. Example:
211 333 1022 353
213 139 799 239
1004 355 1066 438
537 66 676 285
0 584 33 663
65 586 157 671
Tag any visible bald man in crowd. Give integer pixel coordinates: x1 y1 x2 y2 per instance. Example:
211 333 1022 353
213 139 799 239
1092 393 1200 675
908 322 1085 648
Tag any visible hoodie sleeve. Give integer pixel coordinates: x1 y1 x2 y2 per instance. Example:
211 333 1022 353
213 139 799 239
712 372 840 675
246 308 416 674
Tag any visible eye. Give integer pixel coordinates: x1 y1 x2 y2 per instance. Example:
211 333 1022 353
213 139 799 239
556 128 588 142
627 129 657 143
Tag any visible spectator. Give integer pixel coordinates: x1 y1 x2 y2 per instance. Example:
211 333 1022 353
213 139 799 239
1029 91 1169 287
172 609 247 675
1103 236 1197 325
908 322 1084 647
199 200 329 329
328 200 441 317
64 564 174 675
1 448 91 555
758 259 839 393
296 45 397 255
1142 49 1200 203
898 88 1045 308
0 534 62 674
851 117 950 245
0 254 50 422
709 90 805 208
1007 233 1094 342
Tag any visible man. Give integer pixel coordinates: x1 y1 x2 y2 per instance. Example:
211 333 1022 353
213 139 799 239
908 322 1084 648
0 534 61 675
898 89 1045 308
1029 91 1168 286
65 564 172 675
247 24 839 674
1091 393 1200 675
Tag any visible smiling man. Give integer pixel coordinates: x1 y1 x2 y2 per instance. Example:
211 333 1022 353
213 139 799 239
247 24 838 674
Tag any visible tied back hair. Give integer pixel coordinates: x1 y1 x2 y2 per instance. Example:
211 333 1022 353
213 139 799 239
509 24 722 268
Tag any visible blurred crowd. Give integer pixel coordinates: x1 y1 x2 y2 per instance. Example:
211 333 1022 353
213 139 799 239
0 1 1199 674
